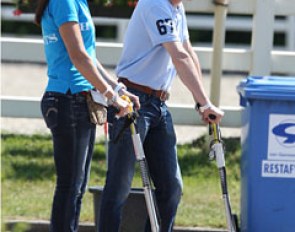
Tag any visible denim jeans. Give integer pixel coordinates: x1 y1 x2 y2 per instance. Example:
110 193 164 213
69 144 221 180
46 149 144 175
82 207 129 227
41 91 96 232
99 89 183 232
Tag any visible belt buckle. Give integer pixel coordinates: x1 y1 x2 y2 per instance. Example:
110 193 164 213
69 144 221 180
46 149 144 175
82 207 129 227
159 91 169 101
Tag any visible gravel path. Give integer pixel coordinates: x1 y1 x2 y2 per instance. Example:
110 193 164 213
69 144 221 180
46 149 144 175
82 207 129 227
1 62 244 143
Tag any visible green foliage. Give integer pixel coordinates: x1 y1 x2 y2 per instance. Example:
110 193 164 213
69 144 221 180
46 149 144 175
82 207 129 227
1 132 241 228
1 21 41 36
1 133 107 181
89 0 137 7
5 222 31 232
2 133 54 181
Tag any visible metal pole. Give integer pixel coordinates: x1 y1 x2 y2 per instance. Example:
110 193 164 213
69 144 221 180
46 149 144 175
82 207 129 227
209 123 237 232
210 0 229 106
104 122 109 168
130 123 160 232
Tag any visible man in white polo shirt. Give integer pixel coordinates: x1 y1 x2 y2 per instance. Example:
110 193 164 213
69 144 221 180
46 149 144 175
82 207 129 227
99 0 224 231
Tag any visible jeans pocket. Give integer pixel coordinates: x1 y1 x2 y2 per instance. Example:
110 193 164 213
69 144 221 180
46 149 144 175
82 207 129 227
41 94 59 129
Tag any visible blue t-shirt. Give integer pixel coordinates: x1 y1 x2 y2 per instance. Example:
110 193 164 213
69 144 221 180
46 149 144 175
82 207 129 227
41 0 95 94
116 0 189 91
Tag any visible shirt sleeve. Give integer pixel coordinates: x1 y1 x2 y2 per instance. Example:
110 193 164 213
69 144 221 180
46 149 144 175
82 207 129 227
181 5 190 41
144 6 180 46
50 0 79 28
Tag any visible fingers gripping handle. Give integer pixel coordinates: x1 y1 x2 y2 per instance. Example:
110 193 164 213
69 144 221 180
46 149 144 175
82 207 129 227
121 95 134 112
196 102 218 121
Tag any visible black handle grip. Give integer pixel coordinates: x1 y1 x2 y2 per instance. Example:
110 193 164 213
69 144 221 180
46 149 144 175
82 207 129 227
209 114 216 120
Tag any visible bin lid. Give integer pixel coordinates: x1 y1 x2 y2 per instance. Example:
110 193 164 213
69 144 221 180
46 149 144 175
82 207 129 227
237 76 295 102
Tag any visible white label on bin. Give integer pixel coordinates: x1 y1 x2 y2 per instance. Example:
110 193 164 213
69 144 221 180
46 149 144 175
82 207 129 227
267 114 295 161
262 160 295 178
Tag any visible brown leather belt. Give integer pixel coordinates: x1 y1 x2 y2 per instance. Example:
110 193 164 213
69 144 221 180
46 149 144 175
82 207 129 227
118 78 169 101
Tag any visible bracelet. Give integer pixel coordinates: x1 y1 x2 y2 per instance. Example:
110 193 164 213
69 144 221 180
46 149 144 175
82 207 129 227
114 82 126 96
102 85 112 96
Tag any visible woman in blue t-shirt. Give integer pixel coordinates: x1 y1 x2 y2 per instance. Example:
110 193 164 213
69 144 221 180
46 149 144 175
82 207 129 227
34 0 139 231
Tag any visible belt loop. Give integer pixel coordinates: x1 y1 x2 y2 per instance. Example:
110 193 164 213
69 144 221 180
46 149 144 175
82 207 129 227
159 91 165 101
159 91 169 101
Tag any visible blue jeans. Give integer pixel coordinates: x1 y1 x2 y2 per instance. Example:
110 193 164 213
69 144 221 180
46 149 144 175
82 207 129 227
41 91 96 232
99 89 183 232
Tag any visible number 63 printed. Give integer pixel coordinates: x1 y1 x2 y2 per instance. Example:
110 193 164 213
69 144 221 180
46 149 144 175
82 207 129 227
156 18 174 35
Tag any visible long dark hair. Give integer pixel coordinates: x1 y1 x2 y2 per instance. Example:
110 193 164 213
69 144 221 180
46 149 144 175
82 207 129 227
35 0 50 26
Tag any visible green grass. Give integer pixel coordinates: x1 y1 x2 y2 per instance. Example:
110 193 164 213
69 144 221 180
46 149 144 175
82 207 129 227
1 132 241 228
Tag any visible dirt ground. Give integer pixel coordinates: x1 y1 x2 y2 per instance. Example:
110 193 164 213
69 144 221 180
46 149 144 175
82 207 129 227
1 62 244 143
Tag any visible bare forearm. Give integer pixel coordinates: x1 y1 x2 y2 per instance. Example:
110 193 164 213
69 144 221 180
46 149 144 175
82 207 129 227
184 41 203 80
59 22 112 94
96 59 118 87
174 56 209 106
163 41 223 124
71 53 110 93
164 41 209 105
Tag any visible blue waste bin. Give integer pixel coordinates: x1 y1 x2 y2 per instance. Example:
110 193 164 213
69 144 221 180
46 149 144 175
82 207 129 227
237 76 295 232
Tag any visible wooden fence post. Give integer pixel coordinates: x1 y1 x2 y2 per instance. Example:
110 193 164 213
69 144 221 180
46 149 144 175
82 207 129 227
210 0 229 106
250 0 275 75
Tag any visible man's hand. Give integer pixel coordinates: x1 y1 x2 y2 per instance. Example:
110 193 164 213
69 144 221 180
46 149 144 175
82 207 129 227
120 89 140 110
112 96 131 118
196 102 224 124
112 94 140 118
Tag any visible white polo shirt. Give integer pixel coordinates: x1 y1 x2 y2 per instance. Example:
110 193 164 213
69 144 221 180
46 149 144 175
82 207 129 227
116 0 189 91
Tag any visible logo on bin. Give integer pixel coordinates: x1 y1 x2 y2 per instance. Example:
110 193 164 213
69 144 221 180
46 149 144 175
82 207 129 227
268 114 295 161
272 122 295 146
263 115 295 178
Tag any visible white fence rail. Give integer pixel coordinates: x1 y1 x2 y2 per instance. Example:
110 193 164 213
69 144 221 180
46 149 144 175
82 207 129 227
2 3 295 50
0 96 243 128
1 0 295 128
2 37 295 74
